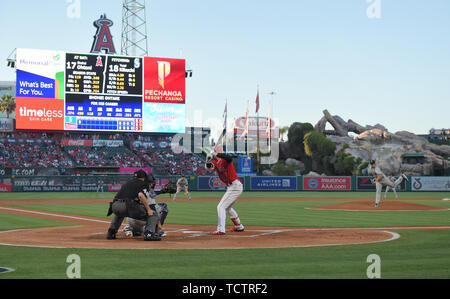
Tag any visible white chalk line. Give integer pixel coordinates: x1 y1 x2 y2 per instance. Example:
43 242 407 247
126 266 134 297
1 205 449 233
0 206 110 224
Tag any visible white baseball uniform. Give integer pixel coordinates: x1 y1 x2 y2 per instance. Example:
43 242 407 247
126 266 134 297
370 165 405 206
209 153 244 234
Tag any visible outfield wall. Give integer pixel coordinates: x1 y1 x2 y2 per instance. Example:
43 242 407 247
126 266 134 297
1 175 449 192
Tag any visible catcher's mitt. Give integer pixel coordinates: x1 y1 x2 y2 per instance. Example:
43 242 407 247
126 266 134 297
161 181 177 194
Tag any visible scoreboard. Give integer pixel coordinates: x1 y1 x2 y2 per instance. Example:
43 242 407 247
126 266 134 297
64 53 144 131
15 48 186 133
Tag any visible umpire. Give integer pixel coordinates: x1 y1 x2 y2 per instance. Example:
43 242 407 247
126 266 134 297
106 170 161 241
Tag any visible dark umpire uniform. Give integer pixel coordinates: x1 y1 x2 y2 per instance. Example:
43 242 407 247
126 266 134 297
106 170 161 241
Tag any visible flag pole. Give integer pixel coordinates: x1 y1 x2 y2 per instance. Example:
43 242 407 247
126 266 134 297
256 85 260 175
222 99 227 152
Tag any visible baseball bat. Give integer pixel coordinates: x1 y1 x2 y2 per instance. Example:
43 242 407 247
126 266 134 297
201 128 226 156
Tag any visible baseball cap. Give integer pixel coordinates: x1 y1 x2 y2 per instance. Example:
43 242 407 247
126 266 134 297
369 160 376 165
134 170 149 182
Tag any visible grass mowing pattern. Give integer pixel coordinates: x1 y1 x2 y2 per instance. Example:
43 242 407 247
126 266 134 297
7 199 449 228
0 191 448 278
0 230 448 278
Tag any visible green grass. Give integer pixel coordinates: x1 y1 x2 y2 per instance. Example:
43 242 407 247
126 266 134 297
0 230 448 279
0 191 449 279
6 199 450 228
0 212 74 231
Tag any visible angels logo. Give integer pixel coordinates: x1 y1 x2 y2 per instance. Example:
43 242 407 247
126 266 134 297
95 56 103 67
90 14 116 54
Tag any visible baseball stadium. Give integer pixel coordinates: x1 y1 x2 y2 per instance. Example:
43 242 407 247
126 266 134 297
0 0 449 287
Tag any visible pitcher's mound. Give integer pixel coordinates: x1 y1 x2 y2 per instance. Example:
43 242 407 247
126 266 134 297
308 200 446 211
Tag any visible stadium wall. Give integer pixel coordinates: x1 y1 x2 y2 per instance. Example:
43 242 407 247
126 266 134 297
1 175 449 192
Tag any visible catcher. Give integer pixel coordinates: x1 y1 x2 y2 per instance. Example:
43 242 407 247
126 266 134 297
106 170 161 241
173 175 192 201
123 176 176 238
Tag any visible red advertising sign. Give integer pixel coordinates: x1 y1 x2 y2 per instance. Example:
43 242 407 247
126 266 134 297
303 176 351 191
143 57 185 104
15 97 64 130
61 139 93 146
235 117 274 131
0 183 12 192
235 128 279 138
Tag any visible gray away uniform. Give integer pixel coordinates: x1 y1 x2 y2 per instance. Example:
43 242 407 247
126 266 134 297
369 166 405 206
173 177 191 201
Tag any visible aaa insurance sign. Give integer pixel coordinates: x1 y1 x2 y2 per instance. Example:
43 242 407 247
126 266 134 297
303 176 351 191
143 57 185 104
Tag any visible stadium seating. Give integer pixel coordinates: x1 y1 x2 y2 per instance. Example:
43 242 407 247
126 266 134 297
0 131 207 176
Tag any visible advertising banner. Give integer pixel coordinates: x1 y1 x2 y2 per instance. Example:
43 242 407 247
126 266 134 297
356 176 406 191
119 167 152 175
143 57 185 104
61 139 93 146
250 176 297 191
107 184 122 192
238 156 253 174
143 102 185 133
0 183 12 192
303 176 351 191
16 48 65 99
15 97 65 130
411 176 450 191
93 139 124 147
198 176 244 191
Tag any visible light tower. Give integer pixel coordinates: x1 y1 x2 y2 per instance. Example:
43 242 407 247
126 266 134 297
121 0 149 57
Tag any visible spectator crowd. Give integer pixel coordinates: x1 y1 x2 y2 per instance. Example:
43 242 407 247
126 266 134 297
0 132 208 176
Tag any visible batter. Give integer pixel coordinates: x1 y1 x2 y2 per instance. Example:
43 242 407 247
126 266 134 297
205 152 244 235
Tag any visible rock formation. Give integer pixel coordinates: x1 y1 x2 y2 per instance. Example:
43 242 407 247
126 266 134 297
316 110 449 176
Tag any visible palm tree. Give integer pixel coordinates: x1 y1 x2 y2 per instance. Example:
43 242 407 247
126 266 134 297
279 126 289 142
0 94 15 118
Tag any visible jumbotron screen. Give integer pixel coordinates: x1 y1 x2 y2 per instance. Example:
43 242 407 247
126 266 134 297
15 48 186 133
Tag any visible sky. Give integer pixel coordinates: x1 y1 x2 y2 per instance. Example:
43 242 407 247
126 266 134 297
0 0 449 135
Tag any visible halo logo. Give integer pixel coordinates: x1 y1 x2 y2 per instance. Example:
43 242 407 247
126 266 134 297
90 14 116 54
157 61 171 89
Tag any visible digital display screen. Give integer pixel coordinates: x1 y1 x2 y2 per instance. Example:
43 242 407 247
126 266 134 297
15 48 186 133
